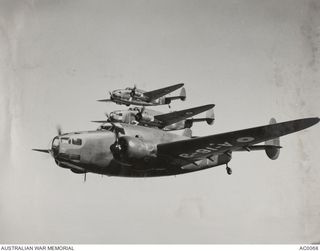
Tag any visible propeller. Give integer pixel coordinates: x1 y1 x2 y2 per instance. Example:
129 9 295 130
32 125 62 155
130 84 137 98
32 149 51 153
109 123 125 160
56 125 62 136
134 106 145 122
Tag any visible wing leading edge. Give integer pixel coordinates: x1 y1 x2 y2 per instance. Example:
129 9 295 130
143 83 184 101
157 117 319 162
154 104 215 127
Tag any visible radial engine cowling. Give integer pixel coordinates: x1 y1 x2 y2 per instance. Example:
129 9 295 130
135 112 154 122
111 136 157 164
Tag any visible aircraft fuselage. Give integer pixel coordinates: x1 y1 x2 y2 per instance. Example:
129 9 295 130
111 93 164 106
52 124 231 177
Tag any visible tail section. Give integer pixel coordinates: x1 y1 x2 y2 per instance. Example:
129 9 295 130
179 87 186 101
182 128 192 138
186 108 215 126
164 87 187 104
265 118 280 160
206 108 215 125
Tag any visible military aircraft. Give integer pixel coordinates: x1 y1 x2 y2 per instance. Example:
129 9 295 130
97 83 186 106
33 117 319 178
92 104 215 131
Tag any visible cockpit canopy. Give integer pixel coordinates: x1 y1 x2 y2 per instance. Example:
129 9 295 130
98 122 125 134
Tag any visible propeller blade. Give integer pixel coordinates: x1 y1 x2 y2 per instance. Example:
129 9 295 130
97 99 112 102
109 123 125 159
56 125 62 136
91 120 109 123
134 106 145 122
32 149 51 153
130 84 137 98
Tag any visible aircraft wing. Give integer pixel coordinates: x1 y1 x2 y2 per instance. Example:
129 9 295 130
154 104 215 127
143 83 184 101
157 117 319 163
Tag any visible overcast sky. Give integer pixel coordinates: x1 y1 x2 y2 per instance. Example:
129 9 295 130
0 0 319 244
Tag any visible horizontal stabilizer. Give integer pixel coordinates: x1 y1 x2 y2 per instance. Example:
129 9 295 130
235 145 282 152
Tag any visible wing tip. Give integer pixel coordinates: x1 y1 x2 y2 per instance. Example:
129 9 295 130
303 117 320 127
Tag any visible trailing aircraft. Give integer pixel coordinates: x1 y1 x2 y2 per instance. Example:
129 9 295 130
97 83 186 106
33 117 319 179
92 104 215 131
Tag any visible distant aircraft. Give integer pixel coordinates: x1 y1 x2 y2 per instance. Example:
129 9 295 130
97 83 186 106
33 117 319 179
92 104 215 131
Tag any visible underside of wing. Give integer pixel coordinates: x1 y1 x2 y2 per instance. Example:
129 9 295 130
143 83 184 101
157 117 319 162
154 104 215 127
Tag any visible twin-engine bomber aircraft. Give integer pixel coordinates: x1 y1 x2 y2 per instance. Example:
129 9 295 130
97 83 186 106
33 117 319 178
92 104 215 131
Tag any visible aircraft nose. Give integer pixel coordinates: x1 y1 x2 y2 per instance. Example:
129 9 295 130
113 91 121 97
51 136 60 157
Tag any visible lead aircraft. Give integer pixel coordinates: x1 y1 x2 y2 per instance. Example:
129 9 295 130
33 117 319 178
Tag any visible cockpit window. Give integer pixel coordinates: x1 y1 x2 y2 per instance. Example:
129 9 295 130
61 137 69 144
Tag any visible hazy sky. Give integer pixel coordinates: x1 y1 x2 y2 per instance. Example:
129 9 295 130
0 0 319 244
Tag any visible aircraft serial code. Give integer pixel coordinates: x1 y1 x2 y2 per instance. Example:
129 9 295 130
179 137 255 158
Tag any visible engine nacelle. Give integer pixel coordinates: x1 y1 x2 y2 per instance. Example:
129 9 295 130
138 112 154 122
184 119 193 128
164 97 172 104
111 136 157 164
158 96 171 105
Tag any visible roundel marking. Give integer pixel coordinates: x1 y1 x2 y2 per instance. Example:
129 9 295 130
236 137 255 143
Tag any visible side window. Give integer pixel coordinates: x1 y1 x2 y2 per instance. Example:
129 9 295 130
72 138 82 145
